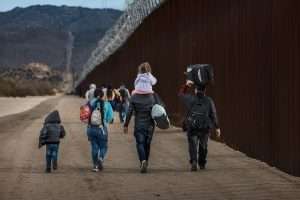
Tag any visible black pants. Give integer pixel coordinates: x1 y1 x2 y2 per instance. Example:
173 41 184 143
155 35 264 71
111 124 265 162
134 126 154 162
187 131 209 166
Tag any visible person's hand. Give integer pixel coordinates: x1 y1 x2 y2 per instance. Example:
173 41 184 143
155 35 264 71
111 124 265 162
123 127 128 134
186 80 194 87
216 128 221 138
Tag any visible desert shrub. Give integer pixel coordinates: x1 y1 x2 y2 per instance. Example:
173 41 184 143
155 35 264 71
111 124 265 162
34 80 55 95
0 78 56 97
0 78 17 96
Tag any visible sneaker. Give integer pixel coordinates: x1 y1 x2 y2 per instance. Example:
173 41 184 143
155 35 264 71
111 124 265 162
140 160 147 174
199 164 206 170
45 168 51 173
92 166 99 172
53 160 58 170
145 160 149 168
98 159 103 171
191 161 197 172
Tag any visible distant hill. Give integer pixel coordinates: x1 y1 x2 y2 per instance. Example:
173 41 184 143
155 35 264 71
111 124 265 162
0 5 123 72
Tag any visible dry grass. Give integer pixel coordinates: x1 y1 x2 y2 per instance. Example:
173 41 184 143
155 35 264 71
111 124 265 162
0 78 56 97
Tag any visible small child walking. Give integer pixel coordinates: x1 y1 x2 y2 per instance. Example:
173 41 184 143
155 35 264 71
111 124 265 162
133 62 157 94
39 110 66 173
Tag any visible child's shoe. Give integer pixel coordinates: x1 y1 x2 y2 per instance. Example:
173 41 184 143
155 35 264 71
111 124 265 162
92 166 99 172
53 160 58 170
45 168 51 173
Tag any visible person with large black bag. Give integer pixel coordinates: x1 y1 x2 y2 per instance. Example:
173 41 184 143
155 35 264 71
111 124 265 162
178 80 221 171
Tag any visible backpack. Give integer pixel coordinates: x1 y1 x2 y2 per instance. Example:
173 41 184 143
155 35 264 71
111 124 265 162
151 94 170 129
185 97 211 131
90 102 104 126
187 64 214 87
80 103 92 123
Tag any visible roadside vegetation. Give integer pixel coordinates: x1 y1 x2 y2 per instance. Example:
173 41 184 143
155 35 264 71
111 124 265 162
0 78 58 97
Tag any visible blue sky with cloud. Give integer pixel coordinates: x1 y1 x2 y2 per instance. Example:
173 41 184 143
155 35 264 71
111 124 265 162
0 0 126 11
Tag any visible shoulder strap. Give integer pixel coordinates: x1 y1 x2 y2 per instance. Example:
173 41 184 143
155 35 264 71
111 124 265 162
153 93 166 108
99 100 105 126
185 97 198 119
153 93 159 104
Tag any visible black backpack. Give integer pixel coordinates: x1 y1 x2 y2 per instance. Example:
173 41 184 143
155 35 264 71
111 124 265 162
185 97 211 131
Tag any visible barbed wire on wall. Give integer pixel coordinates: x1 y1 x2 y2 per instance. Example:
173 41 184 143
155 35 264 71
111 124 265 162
74 0 166 88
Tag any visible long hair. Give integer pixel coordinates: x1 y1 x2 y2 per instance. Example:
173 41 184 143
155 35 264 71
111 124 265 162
94 88 105 126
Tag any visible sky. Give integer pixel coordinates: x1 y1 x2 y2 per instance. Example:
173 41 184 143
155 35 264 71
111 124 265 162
0 0 127 12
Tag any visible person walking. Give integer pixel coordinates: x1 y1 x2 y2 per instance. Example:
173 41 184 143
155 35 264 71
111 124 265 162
178 82 221 171
39 110 66 173
118 84 130 123
123 63 158 173
87 88 113 172
85 83 96 102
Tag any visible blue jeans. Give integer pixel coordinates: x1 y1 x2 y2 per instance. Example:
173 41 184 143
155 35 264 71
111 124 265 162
46 144 59 169
87 126 108 167
134 126 154 162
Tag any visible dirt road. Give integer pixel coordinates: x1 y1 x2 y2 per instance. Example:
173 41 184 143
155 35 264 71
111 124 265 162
0 96 56 117
0 96 300 200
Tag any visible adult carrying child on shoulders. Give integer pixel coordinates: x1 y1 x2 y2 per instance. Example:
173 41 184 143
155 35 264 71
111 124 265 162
123 62 158 174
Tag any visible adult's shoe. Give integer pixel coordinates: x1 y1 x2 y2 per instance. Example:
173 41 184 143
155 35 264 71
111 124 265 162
98 159 103 171
191 161 197 172
140 160 147 174
199 164 206 170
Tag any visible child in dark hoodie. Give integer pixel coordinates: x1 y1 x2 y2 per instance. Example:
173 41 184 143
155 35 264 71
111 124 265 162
39 110 66 173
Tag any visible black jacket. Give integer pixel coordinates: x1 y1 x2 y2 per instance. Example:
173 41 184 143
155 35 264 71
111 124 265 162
124 94 155 129
178 85 219 130
39 110 66 148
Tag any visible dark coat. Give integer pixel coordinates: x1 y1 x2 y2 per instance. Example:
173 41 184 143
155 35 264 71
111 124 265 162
39 110 66 148
124 94 155 129
178 85 219 131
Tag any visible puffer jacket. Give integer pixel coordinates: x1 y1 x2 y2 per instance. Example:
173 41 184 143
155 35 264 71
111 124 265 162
39 110 66 147
124 93 155 129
